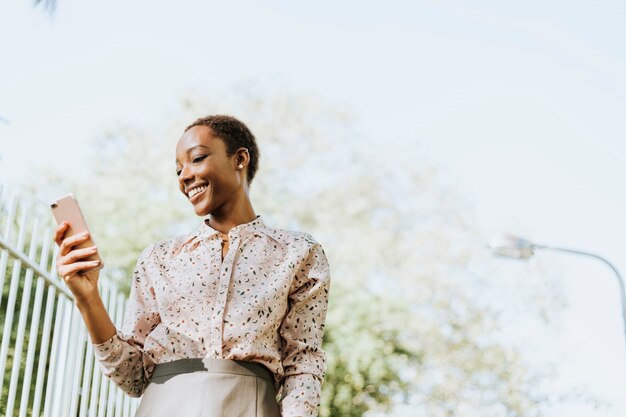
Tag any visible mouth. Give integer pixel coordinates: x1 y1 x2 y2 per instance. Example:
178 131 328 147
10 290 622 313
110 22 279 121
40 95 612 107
187 184 208 203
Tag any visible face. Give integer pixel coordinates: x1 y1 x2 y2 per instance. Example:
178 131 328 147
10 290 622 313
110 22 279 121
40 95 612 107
175 126 247 216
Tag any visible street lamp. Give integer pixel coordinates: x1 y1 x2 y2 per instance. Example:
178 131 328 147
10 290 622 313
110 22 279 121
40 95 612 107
489 235 626 348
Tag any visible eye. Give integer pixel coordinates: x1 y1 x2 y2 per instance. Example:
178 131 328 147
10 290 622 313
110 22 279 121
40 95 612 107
193 155 207 163
176 169 181 176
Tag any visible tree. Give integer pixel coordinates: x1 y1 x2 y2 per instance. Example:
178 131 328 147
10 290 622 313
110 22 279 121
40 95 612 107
26 85 575 416
33 0 55 13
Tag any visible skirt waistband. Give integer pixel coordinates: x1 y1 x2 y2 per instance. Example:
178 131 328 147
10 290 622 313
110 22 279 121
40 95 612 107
149 358 274 385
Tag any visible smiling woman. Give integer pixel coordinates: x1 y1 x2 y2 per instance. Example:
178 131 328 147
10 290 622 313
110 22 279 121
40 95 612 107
54 115 331 417
175 121 255 220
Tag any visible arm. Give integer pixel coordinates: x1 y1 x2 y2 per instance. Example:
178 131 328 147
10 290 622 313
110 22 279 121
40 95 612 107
279 242 331 417
92 244 161 397
76 293 117 344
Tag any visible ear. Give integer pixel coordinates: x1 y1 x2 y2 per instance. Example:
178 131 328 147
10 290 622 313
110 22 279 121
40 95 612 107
234 147 250 170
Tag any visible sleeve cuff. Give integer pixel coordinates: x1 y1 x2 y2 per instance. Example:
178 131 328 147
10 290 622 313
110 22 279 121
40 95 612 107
92 331 123 360
279 373 322 417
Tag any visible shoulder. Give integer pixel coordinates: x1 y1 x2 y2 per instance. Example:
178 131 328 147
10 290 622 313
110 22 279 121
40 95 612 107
140 231 196 264
262 226 321 252
262 226 328 267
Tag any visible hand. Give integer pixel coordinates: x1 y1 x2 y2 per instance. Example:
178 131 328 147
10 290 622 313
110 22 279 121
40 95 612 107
54 221 102 305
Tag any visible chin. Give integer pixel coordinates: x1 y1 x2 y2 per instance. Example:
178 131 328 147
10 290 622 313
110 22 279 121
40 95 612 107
188 196 210 216
193 204 211 217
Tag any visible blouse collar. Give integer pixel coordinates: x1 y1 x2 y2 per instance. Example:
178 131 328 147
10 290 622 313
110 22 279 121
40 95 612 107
196 214 266 241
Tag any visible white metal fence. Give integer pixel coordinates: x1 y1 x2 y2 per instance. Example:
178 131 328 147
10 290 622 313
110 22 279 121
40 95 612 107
0 186 140 417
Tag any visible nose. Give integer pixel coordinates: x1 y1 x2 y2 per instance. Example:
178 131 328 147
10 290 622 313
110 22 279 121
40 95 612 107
178 164 194 188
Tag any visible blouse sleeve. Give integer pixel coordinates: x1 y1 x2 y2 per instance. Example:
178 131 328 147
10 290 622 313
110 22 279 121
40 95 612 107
92 243 160 397
278 240 331 417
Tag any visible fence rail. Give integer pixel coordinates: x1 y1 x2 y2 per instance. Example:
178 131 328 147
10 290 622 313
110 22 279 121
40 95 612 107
0 185 139 417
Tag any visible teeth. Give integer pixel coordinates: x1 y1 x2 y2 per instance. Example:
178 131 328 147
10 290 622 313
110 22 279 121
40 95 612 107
188 185 207 198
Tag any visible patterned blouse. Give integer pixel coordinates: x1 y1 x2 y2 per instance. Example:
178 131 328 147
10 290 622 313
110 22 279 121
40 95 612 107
93 215 331 417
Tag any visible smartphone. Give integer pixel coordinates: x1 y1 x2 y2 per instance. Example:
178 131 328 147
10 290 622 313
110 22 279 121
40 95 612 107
50 193 104 273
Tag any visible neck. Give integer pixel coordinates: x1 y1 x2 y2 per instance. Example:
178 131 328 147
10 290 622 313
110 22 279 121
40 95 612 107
208 193 256 234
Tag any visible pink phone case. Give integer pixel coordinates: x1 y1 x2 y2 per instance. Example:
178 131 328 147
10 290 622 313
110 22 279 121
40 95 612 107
50 193 104 273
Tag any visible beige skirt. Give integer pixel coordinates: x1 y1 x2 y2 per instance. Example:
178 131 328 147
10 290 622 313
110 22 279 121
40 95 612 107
135 358 280 417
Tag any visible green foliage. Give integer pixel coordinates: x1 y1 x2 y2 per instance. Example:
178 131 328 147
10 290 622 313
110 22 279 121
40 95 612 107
321 285 417 417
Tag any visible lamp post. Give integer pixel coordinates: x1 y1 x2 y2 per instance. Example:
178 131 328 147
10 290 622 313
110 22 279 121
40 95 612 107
489 235 626 349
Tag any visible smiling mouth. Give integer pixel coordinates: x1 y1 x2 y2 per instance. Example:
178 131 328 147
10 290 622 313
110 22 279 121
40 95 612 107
188 185 208 201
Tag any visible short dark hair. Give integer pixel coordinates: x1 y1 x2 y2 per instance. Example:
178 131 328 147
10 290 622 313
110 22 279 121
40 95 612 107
185 115 260 185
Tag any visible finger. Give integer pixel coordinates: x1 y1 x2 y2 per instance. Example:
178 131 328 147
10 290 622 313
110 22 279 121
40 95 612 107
59 231 90 256
62 260 101 281
61 245 98 264
53 222 69 246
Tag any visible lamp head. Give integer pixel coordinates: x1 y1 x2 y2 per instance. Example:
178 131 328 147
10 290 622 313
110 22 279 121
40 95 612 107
489 235 537 259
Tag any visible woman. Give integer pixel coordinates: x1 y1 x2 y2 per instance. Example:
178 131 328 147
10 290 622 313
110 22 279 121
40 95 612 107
54 115 331 417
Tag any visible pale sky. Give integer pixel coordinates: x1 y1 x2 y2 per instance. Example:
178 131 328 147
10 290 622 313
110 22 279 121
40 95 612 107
1 1 625 416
